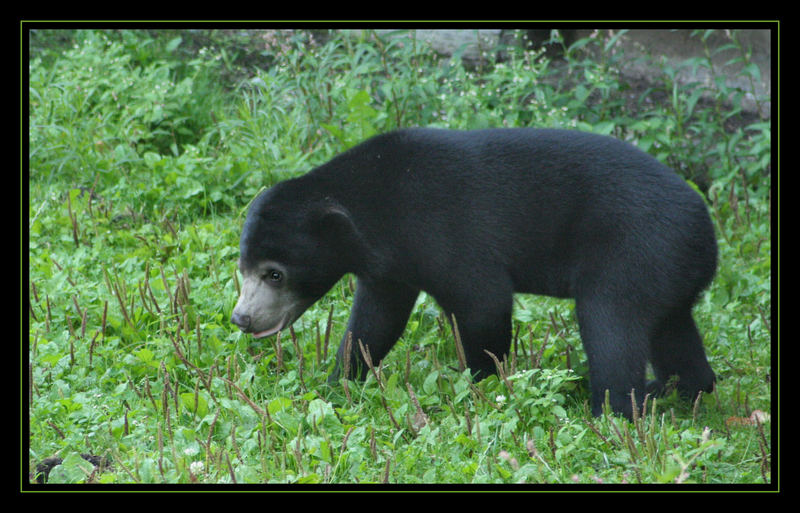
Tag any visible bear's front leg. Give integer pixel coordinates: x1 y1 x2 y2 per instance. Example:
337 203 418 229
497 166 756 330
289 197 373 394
329 278 419 382
442 282 515 382
451 307 514 381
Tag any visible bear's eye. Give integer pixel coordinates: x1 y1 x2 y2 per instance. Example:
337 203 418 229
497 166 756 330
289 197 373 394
264 270 282 283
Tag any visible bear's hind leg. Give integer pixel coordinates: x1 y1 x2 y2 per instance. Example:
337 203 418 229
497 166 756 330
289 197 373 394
575 296 650 420
649 307 716 401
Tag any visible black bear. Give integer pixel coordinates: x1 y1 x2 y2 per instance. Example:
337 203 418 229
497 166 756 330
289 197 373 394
231 128 717 419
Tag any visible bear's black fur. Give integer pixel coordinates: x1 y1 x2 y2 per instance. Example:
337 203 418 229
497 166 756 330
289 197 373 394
233 128 717 419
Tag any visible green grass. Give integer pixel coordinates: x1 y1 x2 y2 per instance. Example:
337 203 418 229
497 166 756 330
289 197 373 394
26 28 772 486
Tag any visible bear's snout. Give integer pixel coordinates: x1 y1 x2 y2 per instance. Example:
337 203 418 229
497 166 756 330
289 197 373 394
231 311 252 331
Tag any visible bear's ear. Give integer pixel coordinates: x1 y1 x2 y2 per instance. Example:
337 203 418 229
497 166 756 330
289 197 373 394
311 201 374 271
312 202 359 244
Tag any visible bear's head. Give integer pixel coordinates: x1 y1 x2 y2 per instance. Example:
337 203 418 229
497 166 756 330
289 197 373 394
230 183 360 338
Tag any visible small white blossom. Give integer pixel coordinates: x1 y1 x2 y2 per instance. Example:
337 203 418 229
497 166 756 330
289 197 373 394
190 461 204 475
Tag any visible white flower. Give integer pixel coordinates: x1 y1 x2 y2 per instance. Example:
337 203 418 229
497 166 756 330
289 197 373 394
190 461 204 475
496 394 507 405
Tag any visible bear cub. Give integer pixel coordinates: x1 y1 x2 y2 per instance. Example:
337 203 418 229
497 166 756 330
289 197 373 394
231 128 717 420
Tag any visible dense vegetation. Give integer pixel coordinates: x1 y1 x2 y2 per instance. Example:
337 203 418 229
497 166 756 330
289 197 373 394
26 28 772 485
